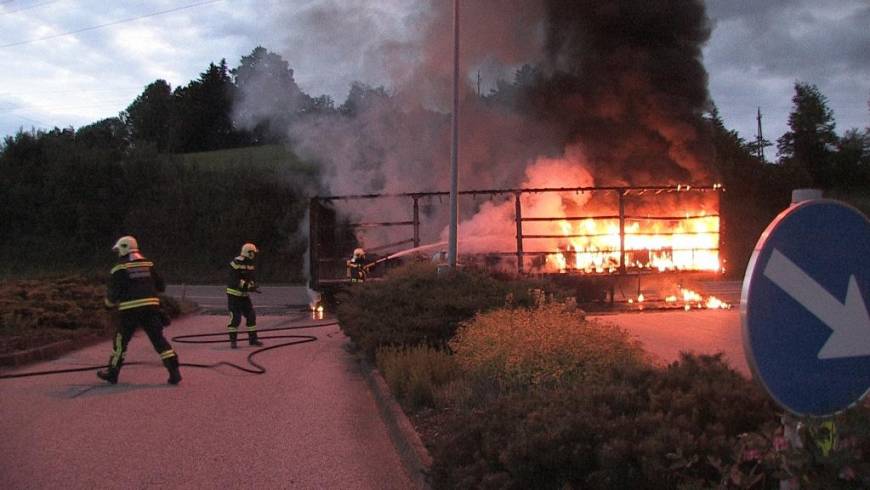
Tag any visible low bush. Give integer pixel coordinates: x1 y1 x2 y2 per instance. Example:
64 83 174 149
1 275 195 355
710 405 870 489
376 345 460 411
450 303 649 390
350 267 870 487
0 276 106 333
430 354 781 490
337 263 536 360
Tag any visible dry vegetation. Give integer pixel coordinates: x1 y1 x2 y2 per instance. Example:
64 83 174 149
0 275 193 359
0 276 109 354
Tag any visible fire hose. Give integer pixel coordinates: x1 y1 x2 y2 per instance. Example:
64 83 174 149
0 318 337 380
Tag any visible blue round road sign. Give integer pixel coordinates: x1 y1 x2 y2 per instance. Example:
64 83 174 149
741 199 870 416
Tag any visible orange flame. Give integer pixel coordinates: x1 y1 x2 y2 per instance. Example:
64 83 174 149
639 288 730 310
546 214 720 273
450 149 723 278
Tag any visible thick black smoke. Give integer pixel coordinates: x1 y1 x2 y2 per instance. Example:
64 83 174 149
534 0 714 184
261 0 718 251
279 0 715 199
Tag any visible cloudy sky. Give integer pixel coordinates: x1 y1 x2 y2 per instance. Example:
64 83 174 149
1 0 867 151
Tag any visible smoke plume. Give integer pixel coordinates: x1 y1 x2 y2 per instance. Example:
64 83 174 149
240 0 718 254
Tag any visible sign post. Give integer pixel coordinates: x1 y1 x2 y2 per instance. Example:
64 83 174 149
741 199 870 417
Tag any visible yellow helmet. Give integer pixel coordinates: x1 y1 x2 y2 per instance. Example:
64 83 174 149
241 243 258 259
353 248 365 259
112 236 139 257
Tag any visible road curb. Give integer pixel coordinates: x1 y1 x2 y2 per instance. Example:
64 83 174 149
0 339 72 366
357 354 433 489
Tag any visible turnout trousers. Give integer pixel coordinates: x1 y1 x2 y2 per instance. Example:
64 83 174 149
227 295 260 346
103 307 180 383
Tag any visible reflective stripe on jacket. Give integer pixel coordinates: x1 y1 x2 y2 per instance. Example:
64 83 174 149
106 256 164 311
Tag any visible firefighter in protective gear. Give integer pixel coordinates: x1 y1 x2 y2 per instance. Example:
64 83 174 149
226 242 262 349
98 236 181 385
346 248 368 283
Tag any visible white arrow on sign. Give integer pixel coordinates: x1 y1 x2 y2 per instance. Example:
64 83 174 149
763 248 870 360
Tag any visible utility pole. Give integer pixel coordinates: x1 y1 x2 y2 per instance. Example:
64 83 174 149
756 107 765 162
754 107 772 163
447 0 460 269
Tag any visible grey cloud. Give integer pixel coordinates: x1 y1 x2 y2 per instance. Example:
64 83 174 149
263 1 418 100
706 0 870 81
703 0 869 139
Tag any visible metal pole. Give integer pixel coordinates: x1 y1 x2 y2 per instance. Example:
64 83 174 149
717 186 723 273
515 192 524 273
412 196 420 248
618 191 626 274
447 0 460 268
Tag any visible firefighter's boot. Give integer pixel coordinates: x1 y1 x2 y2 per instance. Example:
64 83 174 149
163 355 182 385
97 358 122 384
248 330 263 347
229 331 238 349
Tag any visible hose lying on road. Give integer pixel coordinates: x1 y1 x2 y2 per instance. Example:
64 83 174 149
0 320 338 379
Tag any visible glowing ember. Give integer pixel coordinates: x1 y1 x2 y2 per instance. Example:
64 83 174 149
311 304 325 320
630 288 731 310
680 288 731 310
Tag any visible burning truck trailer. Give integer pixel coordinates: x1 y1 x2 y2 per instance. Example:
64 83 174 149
309 183 731 310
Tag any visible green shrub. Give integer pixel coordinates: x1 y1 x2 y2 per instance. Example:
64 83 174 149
711 404 870 489
376 345 460 411
430 354 781 490
449 303 648 391
336 262 535 360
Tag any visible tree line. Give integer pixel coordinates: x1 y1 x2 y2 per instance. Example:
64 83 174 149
0 47 391 281
1 45 868 281
704 83 869 275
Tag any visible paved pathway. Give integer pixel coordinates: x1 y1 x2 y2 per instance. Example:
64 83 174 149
597 309 750 377
165 285 317 314
0 313 414 489
1 282 751 489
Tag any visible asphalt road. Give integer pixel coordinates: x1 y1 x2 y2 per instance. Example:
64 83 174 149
599 308 750 378
0 312 414 489
1 282 751 489
165 284 317 314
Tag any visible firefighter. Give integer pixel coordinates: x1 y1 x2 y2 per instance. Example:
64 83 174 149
98 236 181 385
226 242 263 349
346 248 368 283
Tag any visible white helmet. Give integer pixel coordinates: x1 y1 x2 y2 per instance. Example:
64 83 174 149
112 236 139 257
241 243 258 259
353 248 365 259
